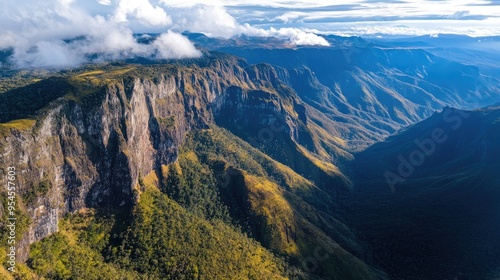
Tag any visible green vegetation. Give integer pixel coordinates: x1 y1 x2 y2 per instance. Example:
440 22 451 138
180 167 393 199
182 127 333 211
0 195 31 244
71 67 135 87
110 188 289 279
0 64 137 124
158 115 176 129
21 125 378 280
0 68 56 94
0 119 36 138
0 119 36 130
22 172 291 279
242 173 298 255
161 151 230 221
22 179 51 205
27 210 141 280
174 127 380 279
0 266 14 280
23 129 307 279
0 77 75 123
350 108 500 279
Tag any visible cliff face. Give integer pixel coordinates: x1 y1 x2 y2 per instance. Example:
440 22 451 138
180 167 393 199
0 59 239 259
0 55 354 264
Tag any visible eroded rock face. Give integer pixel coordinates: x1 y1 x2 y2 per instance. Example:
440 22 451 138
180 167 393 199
0 56 350 261
0 60 251 260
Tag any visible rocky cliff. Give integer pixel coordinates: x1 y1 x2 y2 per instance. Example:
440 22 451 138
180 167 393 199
0 54 355 270
0 56 233 258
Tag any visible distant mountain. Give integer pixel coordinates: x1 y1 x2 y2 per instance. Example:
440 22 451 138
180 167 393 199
376 34 500 77
201 37 500 150
378 34 500 53
350 107 500 279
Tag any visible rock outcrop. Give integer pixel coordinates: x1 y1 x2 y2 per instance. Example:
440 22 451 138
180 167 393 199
0 55 349 261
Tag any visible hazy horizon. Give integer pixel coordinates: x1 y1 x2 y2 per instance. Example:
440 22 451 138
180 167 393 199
1 1 499 68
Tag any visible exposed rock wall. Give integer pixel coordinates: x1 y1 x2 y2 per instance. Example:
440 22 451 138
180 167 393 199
0 61 251 260
0 57 352 261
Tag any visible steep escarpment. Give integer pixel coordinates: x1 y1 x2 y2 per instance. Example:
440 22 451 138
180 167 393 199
213 64 352 191
0 56 252 259
0 54 383 279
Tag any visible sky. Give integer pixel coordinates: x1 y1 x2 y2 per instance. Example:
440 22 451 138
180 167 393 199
1 0 499 68
221 0 500 37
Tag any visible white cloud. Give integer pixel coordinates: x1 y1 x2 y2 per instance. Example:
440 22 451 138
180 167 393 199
113 0 172 26
172 5 239 38
153 31 202 58
0 32 18 49
313 17 500 37
12 40 85 68
161 0 223 8
0 0 202 68
223 0 500 37
272 27 330 46
163 4 330 45
167 0 500 39
240 25 330 46
96 0 112 5
0 0 332 69
276 12 303 23
3 0 498 69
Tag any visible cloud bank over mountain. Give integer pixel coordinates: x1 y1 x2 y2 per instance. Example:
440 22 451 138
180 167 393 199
1 0 499 68
0 0 203 67
0 0 328 68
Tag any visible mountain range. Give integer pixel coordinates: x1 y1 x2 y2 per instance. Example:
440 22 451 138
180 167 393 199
0 34 499 279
